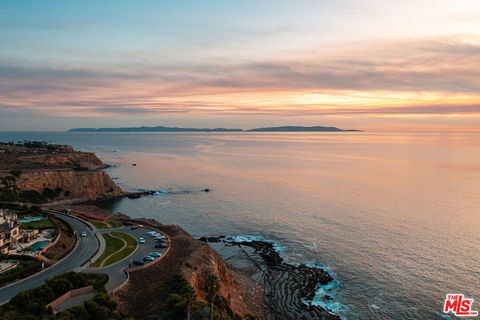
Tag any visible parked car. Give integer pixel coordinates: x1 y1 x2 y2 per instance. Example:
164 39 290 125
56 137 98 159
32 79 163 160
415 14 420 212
155 243 166 249
150 252 161 257
81 231 87 237
139 237 146 244
132 260 144 266
130 225 138 230
143 255 155 262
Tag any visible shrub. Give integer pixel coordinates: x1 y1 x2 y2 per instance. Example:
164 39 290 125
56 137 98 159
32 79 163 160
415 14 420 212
9 170 22 177
0 258 42 287
0 188 18 202
18 190 46 204
42 188 57 199
0 272 109 319
57 292 131 320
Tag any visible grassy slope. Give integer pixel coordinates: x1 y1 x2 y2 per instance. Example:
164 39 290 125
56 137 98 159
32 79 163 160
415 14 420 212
93 232 137 267
92 233 124 267
104 232 137 266
90 220 109 229
20 218 56 229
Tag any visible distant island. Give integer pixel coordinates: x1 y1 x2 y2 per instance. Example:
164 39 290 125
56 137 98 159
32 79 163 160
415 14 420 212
68 125 361 132
68 125 243 132
248 126 361 132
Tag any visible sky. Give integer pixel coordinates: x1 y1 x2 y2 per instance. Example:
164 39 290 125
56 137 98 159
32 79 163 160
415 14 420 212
1 0 480 131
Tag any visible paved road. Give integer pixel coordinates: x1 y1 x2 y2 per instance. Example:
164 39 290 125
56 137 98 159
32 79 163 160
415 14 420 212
55 226 167 311
85 226 166 292
0 214 167 306
0 213 98 304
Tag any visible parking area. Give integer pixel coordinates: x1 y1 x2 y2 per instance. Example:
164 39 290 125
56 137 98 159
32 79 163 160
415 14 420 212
85 225 168 292
103 226 167 265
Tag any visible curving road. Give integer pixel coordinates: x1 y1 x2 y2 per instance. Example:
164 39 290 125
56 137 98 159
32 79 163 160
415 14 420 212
84 226 166 292
0 213 98 304
0 213 168 306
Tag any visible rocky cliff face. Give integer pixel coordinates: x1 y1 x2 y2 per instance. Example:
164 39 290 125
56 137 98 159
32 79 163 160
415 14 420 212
113 219 257 319
0 146 124 204
15 169 123 203
185 241 249 316
21 152 107 170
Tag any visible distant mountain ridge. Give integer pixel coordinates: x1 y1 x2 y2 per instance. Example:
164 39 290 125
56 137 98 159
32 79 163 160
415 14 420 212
68 126 243 132
248 126 361 132
68 125 361 132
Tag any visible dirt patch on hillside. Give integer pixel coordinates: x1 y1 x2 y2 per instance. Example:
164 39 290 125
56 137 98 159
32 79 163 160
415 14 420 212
113 218 258 319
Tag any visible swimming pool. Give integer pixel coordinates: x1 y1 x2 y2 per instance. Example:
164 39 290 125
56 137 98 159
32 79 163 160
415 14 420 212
29 240 50 253
19 217 44 223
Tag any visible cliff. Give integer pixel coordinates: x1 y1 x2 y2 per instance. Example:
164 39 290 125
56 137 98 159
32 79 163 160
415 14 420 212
113 218 259 319
0 142 124 204
184 241 250 316
19 152 107 170
14 169 123 203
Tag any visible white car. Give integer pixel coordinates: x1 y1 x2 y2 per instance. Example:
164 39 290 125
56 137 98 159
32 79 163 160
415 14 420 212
139 237 146 244
149 252 162 257
81 231 87 237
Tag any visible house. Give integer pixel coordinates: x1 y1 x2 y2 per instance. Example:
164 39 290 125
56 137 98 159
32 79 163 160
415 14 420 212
21 229 39 243
0 225 21 254
0 233 9 255
0 218 21 255
0 209 29 254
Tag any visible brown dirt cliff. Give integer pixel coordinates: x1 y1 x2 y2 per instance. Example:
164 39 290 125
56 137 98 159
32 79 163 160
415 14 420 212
113 218 256 319
0 145 124 204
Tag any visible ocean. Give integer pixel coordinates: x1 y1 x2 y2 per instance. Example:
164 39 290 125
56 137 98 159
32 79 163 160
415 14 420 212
1 131 479 319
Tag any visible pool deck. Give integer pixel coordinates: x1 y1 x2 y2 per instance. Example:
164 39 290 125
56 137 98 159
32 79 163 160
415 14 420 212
7 230 53 256
0 210 169 306
18 217 44 223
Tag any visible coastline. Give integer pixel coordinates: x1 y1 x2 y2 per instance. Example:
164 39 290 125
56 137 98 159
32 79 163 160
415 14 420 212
0 141 342 319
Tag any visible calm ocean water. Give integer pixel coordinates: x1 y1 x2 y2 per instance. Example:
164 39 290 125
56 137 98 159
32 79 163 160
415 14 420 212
1 131 479 319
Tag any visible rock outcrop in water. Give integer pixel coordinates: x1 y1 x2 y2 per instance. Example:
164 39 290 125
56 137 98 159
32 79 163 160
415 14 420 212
0 142 260 319
199 236 340 320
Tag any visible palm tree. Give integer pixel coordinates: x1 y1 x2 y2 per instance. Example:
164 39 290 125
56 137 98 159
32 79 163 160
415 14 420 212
204 274 220 320
184 287 196 320
169 287 196 320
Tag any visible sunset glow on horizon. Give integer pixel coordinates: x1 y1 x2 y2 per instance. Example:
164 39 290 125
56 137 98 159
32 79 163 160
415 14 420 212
1 0 480 131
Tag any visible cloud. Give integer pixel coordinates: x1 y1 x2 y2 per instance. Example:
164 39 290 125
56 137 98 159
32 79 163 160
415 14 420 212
0 36 479 120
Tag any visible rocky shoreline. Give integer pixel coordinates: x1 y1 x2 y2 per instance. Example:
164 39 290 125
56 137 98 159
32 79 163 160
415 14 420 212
1 141 341 319
199 236 340 320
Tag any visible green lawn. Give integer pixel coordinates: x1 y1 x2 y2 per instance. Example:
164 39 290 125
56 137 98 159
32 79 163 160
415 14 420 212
92 233 125 267
92 232 137 267
90 220 109 229
109 221 123 228
20 218 57 230
103 232 137 266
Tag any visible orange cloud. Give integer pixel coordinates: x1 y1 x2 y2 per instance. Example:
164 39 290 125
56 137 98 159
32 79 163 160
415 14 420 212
1 36 480 127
